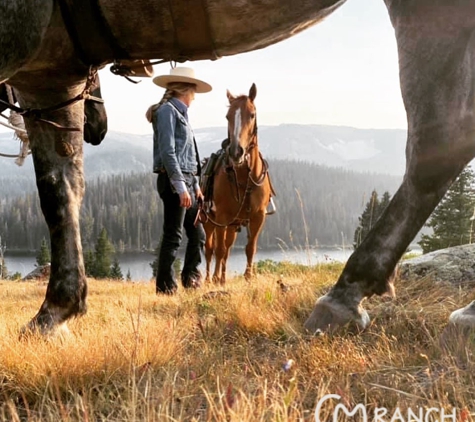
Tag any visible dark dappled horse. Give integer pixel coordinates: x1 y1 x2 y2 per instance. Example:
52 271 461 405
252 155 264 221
202 84 273 285
1 0 475 341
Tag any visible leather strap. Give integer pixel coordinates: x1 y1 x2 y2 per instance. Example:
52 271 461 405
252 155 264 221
59 0 219 66
58 0 130 66
167 0 220 61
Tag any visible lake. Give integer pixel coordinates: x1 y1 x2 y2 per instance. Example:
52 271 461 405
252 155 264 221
3 247 353 281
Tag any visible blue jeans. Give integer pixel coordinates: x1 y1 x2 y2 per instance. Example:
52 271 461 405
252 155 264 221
156 173 205 294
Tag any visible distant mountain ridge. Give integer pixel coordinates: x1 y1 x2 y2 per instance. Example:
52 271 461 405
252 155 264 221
0 124 407 189
195 124 407 176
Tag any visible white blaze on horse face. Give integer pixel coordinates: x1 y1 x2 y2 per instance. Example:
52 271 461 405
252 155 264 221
233 107 242 143
229 106 245 163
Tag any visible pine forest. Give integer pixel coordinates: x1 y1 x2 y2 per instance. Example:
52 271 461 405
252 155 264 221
0 159 401 252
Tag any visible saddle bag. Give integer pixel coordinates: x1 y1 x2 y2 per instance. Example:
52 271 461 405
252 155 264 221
200 152 219 202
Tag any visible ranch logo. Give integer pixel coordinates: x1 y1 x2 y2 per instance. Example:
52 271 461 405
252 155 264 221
314 394 457 422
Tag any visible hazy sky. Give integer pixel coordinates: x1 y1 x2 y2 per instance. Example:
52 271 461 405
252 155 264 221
1 0 406 136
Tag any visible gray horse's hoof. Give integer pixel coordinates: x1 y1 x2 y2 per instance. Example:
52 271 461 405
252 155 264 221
20 320 71 340
19 306 73 340
304 292 370 335
440 301 475 355
449 300 475 327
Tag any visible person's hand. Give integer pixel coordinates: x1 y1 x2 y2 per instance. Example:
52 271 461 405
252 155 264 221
179 191 192 208
195 187 204 204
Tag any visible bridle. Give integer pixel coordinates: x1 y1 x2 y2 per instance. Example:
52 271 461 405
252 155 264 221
224 105 265 192
0 68 105 162
0 67 103 132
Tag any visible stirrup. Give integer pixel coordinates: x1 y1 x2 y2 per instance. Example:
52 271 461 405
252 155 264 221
266 197 277 215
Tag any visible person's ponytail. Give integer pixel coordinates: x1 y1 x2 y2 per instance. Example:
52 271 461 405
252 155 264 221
145 89 174 122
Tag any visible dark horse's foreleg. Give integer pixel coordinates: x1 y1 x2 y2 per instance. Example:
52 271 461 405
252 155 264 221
305 2 475 334
15 78 88 336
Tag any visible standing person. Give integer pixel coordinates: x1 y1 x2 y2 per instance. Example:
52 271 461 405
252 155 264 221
146 67 212 295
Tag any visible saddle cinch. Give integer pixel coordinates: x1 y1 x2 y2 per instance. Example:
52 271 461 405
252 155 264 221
199 139 277 216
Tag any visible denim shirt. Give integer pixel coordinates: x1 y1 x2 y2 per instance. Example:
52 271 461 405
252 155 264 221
152 98 199 195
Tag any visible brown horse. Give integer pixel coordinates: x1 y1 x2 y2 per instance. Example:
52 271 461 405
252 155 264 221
203 84 273 285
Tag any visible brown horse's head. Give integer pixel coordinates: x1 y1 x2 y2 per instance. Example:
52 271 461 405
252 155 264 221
226 83 257 164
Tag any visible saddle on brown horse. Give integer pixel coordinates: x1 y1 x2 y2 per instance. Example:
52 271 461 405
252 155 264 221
200 139 229 206
199 138 276 219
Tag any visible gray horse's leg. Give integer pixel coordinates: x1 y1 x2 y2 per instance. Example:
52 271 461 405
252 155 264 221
305 1 475 334
14 77 88 336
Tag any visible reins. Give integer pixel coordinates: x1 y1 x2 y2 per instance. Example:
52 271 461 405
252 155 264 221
198 173 254 228
198 133 270 228
247 149 269 187
0 67 101 133
0 68 104 163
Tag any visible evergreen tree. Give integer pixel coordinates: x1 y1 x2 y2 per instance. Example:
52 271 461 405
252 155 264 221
126 269 132 281
0 236 7 279
110 258 123 280
353 190 392 248
36 237 51 266
354 190 379 248
93 228 115 278
10 272 21 281
84 249 96 277
379 191 391 216
419 166 475 253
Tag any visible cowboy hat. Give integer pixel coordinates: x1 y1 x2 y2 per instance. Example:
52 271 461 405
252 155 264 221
152 67 212 93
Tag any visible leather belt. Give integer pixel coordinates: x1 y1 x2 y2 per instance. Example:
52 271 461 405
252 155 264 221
157 169 197 176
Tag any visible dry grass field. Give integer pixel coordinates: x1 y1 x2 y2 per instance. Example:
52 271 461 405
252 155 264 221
0 262 474 421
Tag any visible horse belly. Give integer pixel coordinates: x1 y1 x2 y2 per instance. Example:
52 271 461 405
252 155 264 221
99 0 346 60
0 1 54 80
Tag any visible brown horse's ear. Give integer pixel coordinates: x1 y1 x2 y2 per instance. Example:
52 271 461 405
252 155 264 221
249 83 257 102
226 89 236 103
